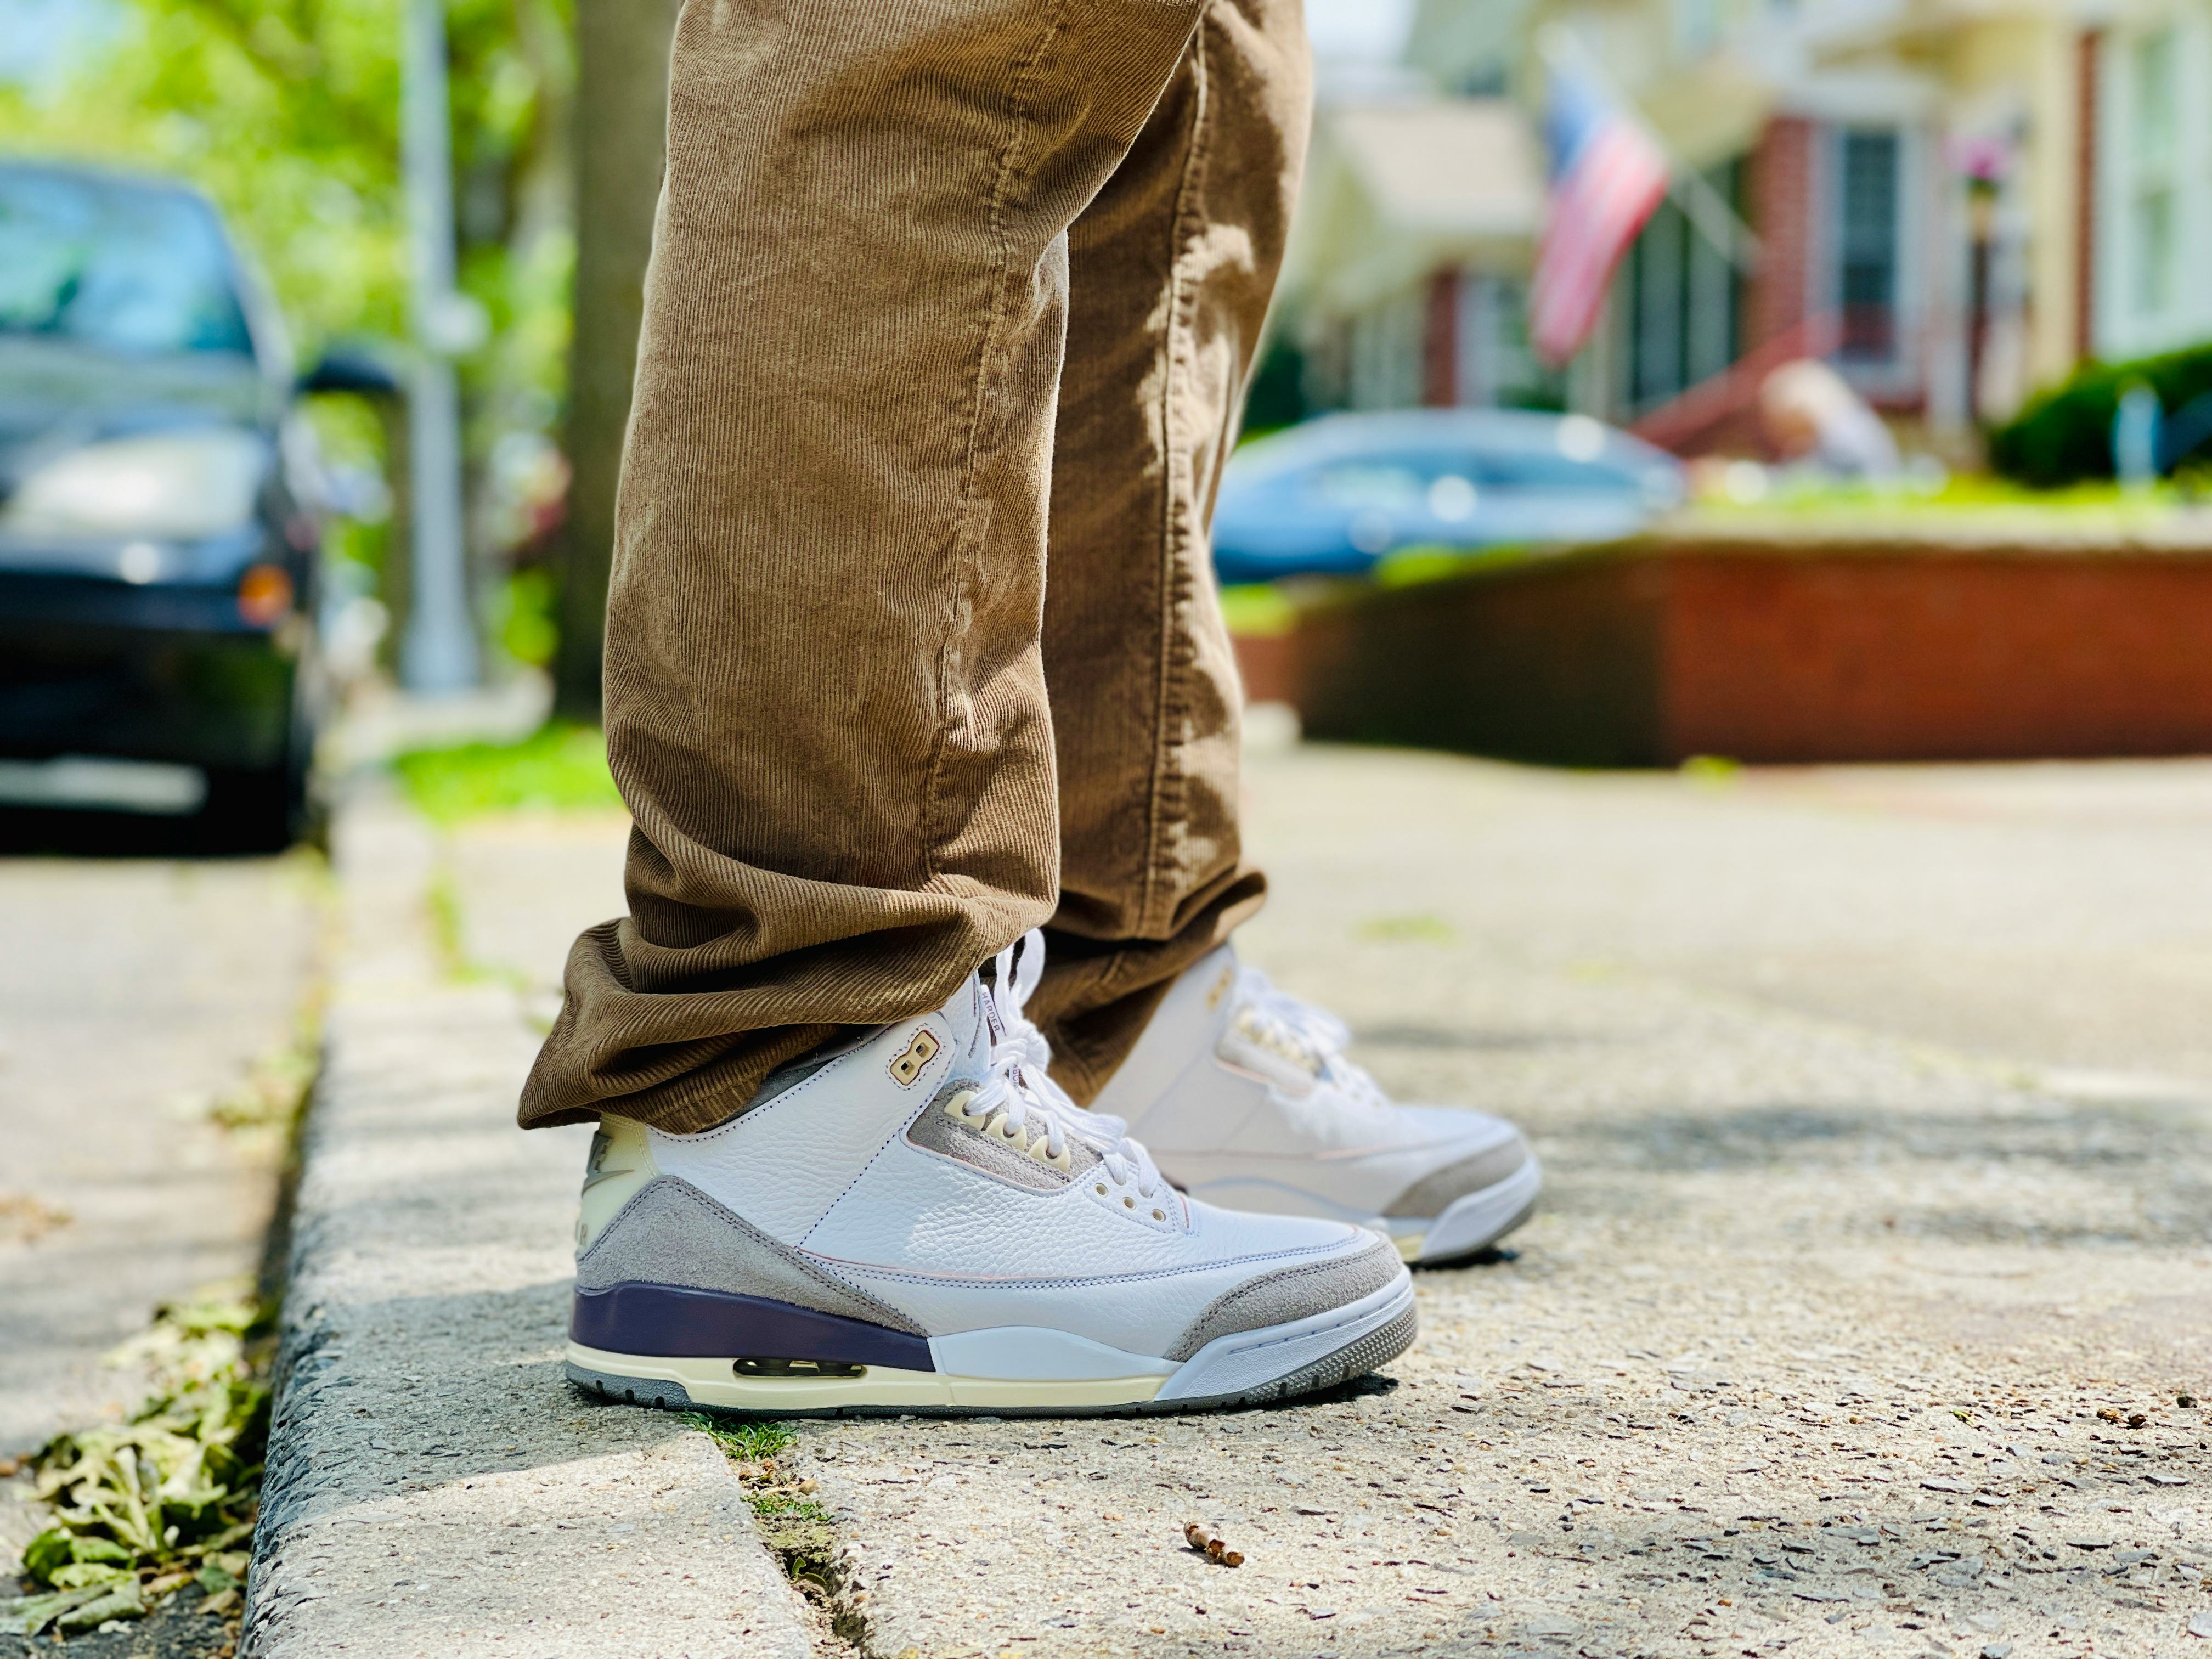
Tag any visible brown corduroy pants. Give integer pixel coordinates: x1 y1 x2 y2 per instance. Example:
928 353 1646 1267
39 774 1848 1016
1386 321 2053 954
520 0 1311 1135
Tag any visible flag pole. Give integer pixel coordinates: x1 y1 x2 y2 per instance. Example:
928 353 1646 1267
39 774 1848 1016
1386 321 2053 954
1537 24 1763 275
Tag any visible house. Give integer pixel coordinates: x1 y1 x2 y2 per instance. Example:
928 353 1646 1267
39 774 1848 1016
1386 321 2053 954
1282 0 2177 453
1279 97 1556 412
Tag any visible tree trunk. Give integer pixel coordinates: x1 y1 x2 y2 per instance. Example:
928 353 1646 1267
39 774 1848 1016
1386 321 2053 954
556 0 680 722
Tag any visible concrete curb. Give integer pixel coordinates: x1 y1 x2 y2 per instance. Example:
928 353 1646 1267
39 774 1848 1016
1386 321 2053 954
241 793 814 1658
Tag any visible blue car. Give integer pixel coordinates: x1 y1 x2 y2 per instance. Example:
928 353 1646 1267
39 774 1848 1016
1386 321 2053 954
1210 408 1685 584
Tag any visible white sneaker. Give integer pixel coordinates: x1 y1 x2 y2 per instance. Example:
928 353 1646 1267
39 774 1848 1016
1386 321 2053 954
565 933 1414 1416
1092 946 1541 1265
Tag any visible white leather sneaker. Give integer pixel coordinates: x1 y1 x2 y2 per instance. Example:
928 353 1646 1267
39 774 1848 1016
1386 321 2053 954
1092 946 1541 1265
565 933 1414 1416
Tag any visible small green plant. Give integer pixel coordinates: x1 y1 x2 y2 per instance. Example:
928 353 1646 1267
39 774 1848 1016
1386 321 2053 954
1356 913 1455 944
207 1005 323 1136
394 723 624 825
685 1414 839 1594
686 1414 794 1464
1678 754 1741 785
3 1286 272 1638
420 857 532 990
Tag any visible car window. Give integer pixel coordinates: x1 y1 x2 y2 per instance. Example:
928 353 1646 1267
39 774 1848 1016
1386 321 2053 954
1307 462 1429 510
1468 452 1640 491
1304 445 1639 506
0 168 255 358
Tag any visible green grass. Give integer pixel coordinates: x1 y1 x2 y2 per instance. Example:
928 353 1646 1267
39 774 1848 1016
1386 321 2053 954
1702 471 2193 517
1217 583 1300 637
1356 913 1456 944
684 1414 795 1463
394 721 624 825
685 1413 839 1591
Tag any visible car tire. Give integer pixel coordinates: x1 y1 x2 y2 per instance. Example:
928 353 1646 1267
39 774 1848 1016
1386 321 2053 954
197 759 307 854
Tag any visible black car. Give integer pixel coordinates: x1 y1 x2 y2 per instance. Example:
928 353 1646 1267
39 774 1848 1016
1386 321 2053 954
0 160 382 847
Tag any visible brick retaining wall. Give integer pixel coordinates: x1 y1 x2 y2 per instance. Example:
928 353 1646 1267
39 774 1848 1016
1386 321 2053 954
1233 535 2212 765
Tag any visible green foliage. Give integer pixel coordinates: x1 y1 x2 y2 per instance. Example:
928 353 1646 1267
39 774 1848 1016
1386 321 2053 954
1216 583 1297 639
0 0 577 637
1 0 406 348
394 720 621 822
493 567 560 667
0 0 572 357
3 1287 270 1637
1242 330 1308 432
1990 340 2212 487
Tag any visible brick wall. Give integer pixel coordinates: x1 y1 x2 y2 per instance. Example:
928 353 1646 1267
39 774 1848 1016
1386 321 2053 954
1257 538 2212 765
1745 117 1814 353
1423 268 1460 408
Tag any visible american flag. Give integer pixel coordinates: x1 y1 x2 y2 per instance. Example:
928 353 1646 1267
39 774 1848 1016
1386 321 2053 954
1529 61 1672 367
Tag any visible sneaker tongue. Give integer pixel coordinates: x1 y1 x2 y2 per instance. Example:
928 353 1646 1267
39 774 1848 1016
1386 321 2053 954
978 976 1009 1048
1220 1003 1328 1091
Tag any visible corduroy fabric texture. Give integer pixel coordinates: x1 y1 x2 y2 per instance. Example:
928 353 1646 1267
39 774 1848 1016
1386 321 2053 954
521 0 1311 1135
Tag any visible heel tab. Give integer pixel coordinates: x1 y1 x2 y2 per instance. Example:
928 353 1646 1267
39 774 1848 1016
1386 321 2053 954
577 1115 658 1255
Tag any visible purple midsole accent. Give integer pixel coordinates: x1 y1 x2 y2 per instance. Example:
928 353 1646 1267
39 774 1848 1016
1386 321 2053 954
569 1282 934 1372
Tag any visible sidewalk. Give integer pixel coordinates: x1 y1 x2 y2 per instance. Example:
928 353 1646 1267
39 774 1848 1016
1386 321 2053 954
247 747 2212 1658
241 792 812 1658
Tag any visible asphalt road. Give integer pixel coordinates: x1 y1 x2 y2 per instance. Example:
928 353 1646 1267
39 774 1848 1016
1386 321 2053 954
0 809 319 1570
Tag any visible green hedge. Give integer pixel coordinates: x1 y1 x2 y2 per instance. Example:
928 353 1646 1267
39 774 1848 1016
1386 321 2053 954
1990 340 2212 487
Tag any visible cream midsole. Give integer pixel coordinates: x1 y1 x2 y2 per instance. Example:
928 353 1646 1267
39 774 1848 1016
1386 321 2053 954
565 1342 1168 1410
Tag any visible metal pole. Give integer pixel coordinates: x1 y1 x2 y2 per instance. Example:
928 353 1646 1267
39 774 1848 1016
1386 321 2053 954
398 0 479 692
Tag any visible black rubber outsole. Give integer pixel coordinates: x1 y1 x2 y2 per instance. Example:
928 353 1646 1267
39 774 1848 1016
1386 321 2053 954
567 1301 1419 1421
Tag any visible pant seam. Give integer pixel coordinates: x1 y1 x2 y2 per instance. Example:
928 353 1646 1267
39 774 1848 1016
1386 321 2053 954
916 0 1070 887
1136 3 1217 937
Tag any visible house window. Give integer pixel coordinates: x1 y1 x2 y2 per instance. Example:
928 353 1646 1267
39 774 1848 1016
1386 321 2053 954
2130 29 2179 316
1626 161 1743 409
1837 129 1901 359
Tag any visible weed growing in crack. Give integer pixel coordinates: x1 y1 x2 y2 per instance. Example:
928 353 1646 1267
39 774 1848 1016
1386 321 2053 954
2 1285 273 1639
685 1414 842 1601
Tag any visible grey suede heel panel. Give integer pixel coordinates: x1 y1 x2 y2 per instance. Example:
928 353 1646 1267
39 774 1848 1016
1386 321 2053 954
574 1175 924 1335
1383 1135 1530 1219
1165 1235 1404 1362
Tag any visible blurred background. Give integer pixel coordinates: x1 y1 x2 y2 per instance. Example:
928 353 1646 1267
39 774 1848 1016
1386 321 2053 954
5 1 2212 1647
6 0 2212 843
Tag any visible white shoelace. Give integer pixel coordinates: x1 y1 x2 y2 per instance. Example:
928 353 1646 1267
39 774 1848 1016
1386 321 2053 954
968 930 1170 1202
1232 966 1387 1109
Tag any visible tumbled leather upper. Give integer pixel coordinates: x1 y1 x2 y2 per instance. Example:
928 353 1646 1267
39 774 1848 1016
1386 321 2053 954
645 974 1380 1355
1095 944 1530 1216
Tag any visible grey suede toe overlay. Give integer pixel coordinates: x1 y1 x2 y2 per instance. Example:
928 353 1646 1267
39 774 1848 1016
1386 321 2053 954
1383 1135 1531 1220
1166 1235 1404 1362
